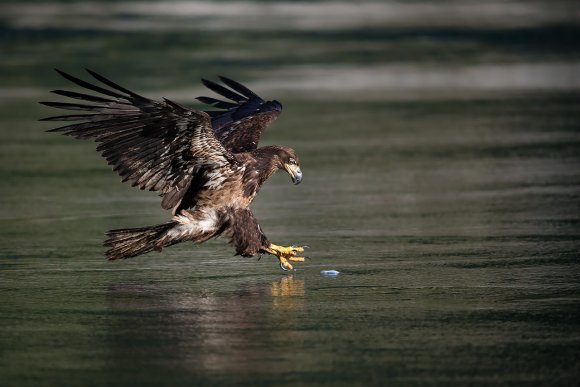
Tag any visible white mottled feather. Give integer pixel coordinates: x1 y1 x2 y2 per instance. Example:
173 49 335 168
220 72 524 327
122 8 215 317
168 209 219 239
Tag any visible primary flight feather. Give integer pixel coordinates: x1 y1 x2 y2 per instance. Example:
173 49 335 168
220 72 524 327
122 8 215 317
41 69 306 270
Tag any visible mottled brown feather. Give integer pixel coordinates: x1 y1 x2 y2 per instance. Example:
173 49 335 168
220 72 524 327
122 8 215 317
41 69 239 210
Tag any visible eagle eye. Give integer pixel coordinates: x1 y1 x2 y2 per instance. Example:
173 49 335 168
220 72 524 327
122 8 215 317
289 158 296 165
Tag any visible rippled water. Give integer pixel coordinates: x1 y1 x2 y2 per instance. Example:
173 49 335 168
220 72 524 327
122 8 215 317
1 1 579 385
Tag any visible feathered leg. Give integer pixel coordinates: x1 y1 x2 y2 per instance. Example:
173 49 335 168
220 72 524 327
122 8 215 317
228 209 307 271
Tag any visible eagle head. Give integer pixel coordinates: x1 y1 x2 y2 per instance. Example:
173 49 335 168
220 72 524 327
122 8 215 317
276 147 302 185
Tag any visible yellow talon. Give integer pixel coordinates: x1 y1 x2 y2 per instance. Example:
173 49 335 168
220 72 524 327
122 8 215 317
279 256 293 271
266 243 306 271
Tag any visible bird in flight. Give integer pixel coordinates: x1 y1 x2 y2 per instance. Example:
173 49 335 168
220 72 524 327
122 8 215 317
41 69 306 270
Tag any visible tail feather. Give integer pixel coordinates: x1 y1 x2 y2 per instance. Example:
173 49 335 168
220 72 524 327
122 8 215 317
104 222 179 260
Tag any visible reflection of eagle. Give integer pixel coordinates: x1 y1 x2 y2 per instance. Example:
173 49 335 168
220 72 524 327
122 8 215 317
41 69 306 270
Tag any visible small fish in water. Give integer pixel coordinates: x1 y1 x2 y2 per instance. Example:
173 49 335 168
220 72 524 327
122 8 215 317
320 270 340 276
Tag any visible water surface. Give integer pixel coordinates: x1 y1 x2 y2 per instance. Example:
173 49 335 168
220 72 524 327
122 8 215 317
1 1 579 385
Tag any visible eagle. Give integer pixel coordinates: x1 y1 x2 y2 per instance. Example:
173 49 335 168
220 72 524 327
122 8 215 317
41 69 306 270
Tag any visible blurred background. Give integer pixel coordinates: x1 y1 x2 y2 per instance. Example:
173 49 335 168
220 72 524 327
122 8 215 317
1 0 579 386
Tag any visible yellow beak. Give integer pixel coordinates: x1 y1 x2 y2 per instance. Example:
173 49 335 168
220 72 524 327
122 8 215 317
284 164 303 185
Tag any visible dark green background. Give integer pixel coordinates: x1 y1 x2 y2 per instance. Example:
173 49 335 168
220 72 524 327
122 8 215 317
1 1 579 385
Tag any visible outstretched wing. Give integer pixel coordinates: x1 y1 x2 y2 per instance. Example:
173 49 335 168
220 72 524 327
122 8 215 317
41 69 238 210
197 76 282 153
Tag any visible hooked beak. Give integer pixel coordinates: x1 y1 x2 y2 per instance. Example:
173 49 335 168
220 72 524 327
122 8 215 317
285 164 303 185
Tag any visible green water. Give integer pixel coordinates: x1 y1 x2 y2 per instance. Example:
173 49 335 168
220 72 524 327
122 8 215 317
1 1 580 385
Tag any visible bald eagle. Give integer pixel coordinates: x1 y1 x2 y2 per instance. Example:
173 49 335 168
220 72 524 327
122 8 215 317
41 69 306 270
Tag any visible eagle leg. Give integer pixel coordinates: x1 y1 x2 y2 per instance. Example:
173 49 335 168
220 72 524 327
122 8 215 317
265 243 306 271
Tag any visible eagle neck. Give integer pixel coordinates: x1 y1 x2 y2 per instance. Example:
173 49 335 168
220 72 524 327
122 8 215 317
252 147 282 184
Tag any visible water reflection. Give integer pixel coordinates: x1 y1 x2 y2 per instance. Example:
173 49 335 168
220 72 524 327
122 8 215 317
104 275 305 373
271 275 304 310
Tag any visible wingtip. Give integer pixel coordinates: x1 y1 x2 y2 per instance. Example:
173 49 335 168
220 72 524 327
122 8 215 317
217 75 259 99
38 101 56 111
54 68 78 82
200 78 215 90
195 96 211 104
217 75 234 86
84 68 103 80
217 75 236 84
200 78 214 87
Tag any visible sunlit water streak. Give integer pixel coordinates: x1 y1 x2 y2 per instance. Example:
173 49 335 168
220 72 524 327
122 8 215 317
3 1 578 30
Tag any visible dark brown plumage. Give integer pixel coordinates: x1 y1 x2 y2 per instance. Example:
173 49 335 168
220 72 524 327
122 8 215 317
41 69 306 270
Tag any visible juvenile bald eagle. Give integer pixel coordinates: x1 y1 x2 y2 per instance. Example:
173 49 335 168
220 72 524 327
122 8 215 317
41 69 306 270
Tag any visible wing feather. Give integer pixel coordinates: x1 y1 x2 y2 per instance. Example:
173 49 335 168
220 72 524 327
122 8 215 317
85 68 147 99
196 96 237 110
51 89 119 103
218 76 259 99
54 69 127 99
201 79 245 103
197 77 282 153
42 69 238 210
39 101 106 111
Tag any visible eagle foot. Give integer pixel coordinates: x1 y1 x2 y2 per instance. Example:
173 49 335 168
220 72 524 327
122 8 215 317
266 243 306 271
